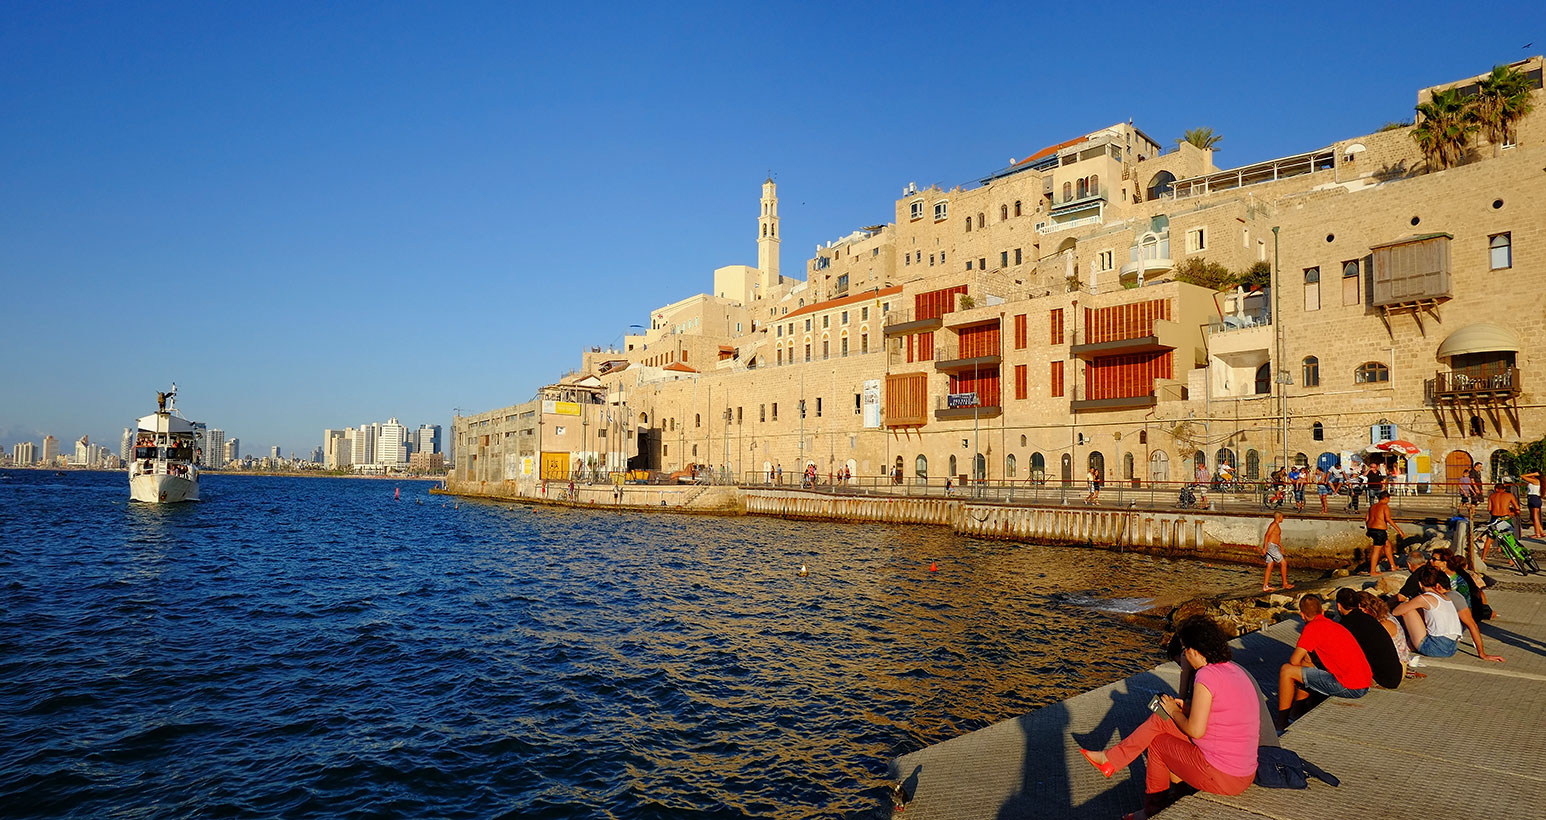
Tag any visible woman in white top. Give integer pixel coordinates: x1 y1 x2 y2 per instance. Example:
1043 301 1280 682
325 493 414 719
1393 564 1462 657
1357 590 1411 667
1523 471 1543 538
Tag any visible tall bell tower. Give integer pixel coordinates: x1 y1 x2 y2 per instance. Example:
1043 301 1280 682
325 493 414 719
757 176 780 289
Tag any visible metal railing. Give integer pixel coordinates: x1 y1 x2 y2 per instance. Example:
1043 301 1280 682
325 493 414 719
1207 308 1272 335
1425 367 1520 403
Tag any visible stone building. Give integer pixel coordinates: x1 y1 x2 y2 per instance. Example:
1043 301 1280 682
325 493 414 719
453 58 1546 497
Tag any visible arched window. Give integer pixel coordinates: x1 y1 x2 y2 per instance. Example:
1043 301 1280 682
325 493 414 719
1007 454 1017 478
1355 362 1390 384
965 219 972 233
1246 449 1261 479
1149 451 1170 483
1020 434 1027 447
1215 448 1236 470
1139 430 1147 444
1147 170 1175 199
915 454 928 478
1123 452 1135 481
1490 449 1511 482
1255 363 1272 395
1031 452 1046 481
1089 174 1099 195
1302 356 1320 387
1469 415 1485 437
1061 453 1073 482
1343 260 1360 278
1317 452 1338 471
949 454 958 477
1014 200 1022 216
1490 233 1512 270
1195 450 1207 470
1000 204 1009 221
1076 178 1088 198
1063 181 1073 201
1312 422 1324 441
974 453 986 480
1294 452 1309 468
976 213 984 229
695 413 701 428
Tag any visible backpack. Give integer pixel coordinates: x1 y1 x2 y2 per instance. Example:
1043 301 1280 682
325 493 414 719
1255 746 1340 789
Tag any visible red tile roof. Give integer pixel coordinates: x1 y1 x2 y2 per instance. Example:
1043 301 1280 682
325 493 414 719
1015 135 1086 167
783 285 904 321
662 362 699 373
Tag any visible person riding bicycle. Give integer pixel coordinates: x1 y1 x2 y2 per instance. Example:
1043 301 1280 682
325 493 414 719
1482 482 1521 561
1217 461 1236 490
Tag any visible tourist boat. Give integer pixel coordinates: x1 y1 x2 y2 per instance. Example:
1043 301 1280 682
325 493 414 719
128 386 200 503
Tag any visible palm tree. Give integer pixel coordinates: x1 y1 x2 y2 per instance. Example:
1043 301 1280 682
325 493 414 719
1411 87 1475 170
1178 127 1222 151
1471 63 1536 156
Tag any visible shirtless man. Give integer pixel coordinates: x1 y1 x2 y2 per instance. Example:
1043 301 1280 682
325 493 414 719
1482 482 1521 559
1365 490 1403 576
1262 511 1293 591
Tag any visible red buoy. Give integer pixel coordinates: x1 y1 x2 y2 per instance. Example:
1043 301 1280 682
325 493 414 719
929 561 937 572
394 486 400 500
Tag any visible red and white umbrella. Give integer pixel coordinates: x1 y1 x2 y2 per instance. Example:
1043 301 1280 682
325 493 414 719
1372 439 1421 455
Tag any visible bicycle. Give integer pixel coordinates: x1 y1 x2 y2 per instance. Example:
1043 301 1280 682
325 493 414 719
1261 485 1287 511
1177 484 1204 509
1475 518 1540 575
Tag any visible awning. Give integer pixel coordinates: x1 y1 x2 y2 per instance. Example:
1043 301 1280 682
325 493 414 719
1436 322 1521 358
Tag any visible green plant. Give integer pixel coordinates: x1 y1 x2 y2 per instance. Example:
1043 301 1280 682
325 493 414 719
958 294 976 310
1412 87 1477 170
1178 127 1222 151
1173 257 1235 290
1237 261 1273 290
1471 63 1536 156
1501 437 1546 479
1379 120 1413 132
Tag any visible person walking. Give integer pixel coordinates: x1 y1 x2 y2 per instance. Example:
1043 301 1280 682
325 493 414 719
1523 471 1543 539
1458 466 1477 518
1365 490 1403 575
1261 511 1293 591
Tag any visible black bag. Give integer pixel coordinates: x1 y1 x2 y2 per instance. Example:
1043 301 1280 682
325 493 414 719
1255 746 1340 789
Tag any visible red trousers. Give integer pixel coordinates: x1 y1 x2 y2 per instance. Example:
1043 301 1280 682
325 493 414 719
1104 713 1255 797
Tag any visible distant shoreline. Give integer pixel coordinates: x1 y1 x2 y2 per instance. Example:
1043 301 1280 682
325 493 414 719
1 466 443 482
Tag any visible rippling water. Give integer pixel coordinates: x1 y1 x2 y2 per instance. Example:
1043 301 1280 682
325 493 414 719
0 470 1261 818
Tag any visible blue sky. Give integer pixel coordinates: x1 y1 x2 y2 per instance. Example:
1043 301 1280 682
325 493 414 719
3 1 1542 457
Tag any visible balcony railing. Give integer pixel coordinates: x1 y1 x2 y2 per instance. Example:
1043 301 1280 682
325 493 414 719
934 343 1002 369
1206 308 1272 335
1037 212 1104 234
1425 367 1521 404
934 394 1002 420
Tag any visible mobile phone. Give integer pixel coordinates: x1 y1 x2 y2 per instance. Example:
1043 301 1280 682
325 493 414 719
1147 694 1171 721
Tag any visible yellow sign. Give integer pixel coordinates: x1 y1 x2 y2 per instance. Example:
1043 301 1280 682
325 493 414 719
543 400 581 416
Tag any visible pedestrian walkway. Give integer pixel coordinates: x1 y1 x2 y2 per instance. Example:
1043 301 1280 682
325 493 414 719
888 578 1546 820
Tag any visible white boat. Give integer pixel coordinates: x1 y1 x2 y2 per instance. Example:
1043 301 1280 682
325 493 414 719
128 386 200 503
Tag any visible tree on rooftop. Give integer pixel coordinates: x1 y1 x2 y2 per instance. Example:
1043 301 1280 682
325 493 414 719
1411 87 1476 170
1471 63 1536 157
1178 128 1222 151
1173 257 1234 290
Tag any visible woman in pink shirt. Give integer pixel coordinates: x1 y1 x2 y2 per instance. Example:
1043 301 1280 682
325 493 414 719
1078 616 1260 817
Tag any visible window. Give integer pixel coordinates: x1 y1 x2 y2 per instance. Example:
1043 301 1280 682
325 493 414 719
1246 449 1260 479
860 333 868 353
1013 313 1027 349
804 343 810 361
772 403 778 421
1490 233 1512 270
909 200 924 220
1014 200 1022 216
929 254 934 266
776 348 783 365
854 393 861 414
905 253 910 265
861 306 868 320
1355 362 1390 384
976 213 984 229
841 336 848 356
815 397 822 417
822 339 829 359
1000 204 1009 221
1014 248 1022 265
915 455 928 478
1063 181 1073 201
1302 356 1320 387
1051 361 1065 397
966 219 972 233
1342 260 1360 306
1050 309 1065 345
1098 250 1113 271
695 413 701 428
949 455 958 477
777 325 783 338
1001 251 1009 268
1007 454 1017 478
979 256 986 270
823 315 829 328
1312 422 1324 441
1254 363 1272 395
966 260 973 270
1186 227 1206 253
760 404 765 422
934 201 948 220
1015 364 1028 399
805 318 812 331
1303 267 1320 312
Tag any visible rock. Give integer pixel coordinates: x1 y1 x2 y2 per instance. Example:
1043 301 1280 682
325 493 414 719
1373 572 1408 596
1424 537 1451 553
1332 568 1351 578
1171 599 1210 624
1268 593 1293 607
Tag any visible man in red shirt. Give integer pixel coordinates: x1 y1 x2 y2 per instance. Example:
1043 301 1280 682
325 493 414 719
1276 593 1372 729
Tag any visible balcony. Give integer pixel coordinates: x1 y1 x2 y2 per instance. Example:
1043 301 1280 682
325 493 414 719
882 307 943 336
934 394 1003 421
1050 184 1110 214
934 343 1002 372
1120 235 1173 282
1424 367 1521 405
1037 212 1104 235
1070 319 1183 358
1070 393 1158 412
1206 307 1271 335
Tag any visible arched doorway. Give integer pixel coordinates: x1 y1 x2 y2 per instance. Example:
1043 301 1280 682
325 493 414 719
1088 451 1105 478
1317 452 1338 470
1254 363 1272 395
1490 449 1510 482
1444 450 1473 488
1146 170 1176 200
949 454 958 478
1246 449 1261 480
1061 453 1073 482
1031 452 1046 483
914 454 927 479
1006 454 1017 479
974 453 986 481
1149 451 1170 484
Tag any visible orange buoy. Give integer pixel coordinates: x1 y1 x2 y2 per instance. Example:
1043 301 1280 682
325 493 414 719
929 561 937 572
395 486 400 500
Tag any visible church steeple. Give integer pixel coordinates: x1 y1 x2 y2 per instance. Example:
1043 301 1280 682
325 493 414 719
757 176 780 287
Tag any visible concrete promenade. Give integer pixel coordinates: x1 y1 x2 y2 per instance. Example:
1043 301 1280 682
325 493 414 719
888 576 1546 820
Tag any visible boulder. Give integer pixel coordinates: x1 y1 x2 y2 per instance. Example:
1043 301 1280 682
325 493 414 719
1268 593 1294 607
1331 568 1351 578
1372 572 1408 596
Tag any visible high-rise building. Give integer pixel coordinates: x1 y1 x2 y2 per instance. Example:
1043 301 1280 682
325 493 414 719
191 422 208 468
323 429 352 469
351 424 376 467
271 445 281 460
41 435 58 466
224 438 239 463
121 428 133 461
12 441 36 466
378 418 406 468
73 436 90 466
416 424 442 455
206 428 225 468
310 446 323 463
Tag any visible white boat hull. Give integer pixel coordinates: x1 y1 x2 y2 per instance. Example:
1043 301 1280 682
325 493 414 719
130 472 200 503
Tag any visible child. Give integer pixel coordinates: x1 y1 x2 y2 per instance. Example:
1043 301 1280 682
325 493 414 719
1262 511 1293 591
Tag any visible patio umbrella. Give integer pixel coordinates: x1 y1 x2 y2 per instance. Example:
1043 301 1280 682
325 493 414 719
1372 440 1421 455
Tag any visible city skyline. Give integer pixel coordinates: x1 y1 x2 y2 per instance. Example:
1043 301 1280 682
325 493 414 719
3 2 1542 456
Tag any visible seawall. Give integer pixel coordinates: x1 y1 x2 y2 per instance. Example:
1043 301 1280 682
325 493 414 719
444 480 1373 568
